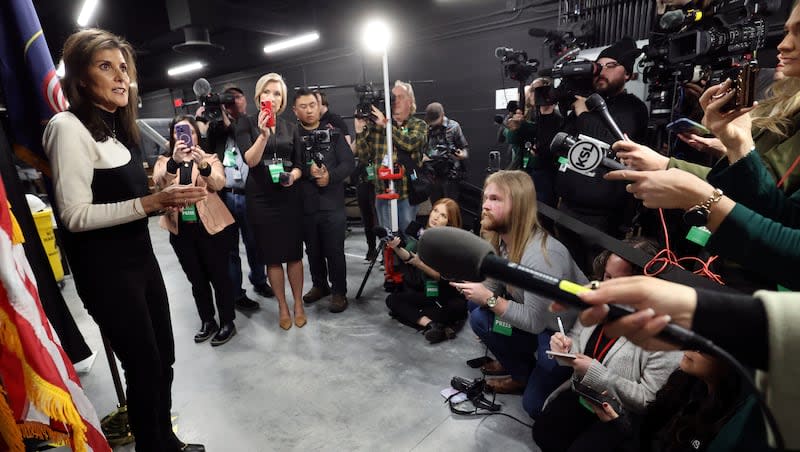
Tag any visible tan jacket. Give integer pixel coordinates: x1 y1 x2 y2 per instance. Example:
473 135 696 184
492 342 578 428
152 154 234 235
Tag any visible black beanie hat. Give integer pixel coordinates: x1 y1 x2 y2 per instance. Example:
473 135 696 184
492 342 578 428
597 37 642 74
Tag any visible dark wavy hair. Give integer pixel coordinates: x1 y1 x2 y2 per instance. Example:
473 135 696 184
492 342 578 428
642 365 746 451
591 237 659 280
61 28 140 144
165 115 202 157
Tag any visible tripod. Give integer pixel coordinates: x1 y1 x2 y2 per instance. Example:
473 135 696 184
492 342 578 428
356 236 404 299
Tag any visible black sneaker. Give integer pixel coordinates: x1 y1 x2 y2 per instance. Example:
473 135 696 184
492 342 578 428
424 322 448 344
235 295 260 312
253 283 274 298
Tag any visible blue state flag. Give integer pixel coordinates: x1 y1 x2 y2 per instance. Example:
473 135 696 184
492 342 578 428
0 0 68 177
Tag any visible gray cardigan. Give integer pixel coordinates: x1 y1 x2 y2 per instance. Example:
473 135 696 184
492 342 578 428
484 230 588 334
546 321 682 414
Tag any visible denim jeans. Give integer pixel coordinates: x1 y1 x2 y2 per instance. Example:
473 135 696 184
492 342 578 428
375 197 419 233
469 308 572 418
221 191 266 298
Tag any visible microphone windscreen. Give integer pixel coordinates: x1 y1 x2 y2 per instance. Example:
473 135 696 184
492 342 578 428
659 9 686 30
193 78 212 98
550 132 573 154
417 227 493 281
585 93 606 112
528 27 551 37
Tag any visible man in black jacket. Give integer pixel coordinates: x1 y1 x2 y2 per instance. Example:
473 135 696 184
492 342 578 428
205 85 274 311
547 37 649 273
294 88 355 313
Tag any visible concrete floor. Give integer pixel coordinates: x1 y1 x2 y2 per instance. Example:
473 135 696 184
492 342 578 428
61 218 540 452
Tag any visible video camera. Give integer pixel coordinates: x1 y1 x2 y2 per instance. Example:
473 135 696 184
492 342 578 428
354 84 395 121
425 144 463 181
642 0 783 116
495 47 540 83
540 58 600 106
302 129 337 167
192 78 236 123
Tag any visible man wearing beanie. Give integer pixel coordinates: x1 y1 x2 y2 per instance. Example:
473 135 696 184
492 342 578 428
548 37 649 275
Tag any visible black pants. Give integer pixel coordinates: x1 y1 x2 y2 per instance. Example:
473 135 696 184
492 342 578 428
303 209 348 295
385 291 467 326
74 252 180 452
429 178 461 205
532 390 628 452
357 181 377 251
169 222 236 326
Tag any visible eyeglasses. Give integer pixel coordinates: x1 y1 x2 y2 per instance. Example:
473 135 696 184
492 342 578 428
598 61 622 70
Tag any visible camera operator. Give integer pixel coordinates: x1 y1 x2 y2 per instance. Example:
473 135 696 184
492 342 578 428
505 77 562 207
423 102 468 204
294 88 355 313
547 37 649 273
355 81 427 233
205 84 273 311
315 90 353 146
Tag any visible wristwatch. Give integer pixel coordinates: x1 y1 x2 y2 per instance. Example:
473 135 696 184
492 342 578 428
486 295 498 308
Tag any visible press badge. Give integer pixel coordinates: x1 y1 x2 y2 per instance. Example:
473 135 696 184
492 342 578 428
181 204 198 222
425 280 439 298
232 169 243 181
492 318 513 336
268 158 283 183
366 164 376 181
223 148 237 167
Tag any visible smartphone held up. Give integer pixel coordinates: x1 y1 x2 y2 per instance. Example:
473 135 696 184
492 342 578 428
261 100 276 128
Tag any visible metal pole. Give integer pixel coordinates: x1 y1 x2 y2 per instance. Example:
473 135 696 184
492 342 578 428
381 49 399 232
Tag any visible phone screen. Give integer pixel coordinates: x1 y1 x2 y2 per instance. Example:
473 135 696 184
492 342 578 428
666 118 712 137
175 124 193 148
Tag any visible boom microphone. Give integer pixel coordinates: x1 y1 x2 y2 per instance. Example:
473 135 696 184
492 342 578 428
528 27 563 41
585 93 626 143
659 9 702 31
417 227 714 351
193 78 212 98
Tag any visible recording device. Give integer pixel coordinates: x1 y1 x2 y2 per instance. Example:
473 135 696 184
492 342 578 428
193 78 236 123
374 226 406 248
260 99 276 128
417 227 716 352
584 94 626 143
550 132 626 176
354 83 395 121
302 129 337 167
666 117 713 137
487 150 501 174
425 144 463 181
495 46 540 82
174 124 193 148
573 381 623 415
706 60 760 111
538 60 600 107
642 0 782 118
450 376 486 399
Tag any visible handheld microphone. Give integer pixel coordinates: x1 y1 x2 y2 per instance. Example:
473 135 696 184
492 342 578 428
193 78 212 98
585 94 627 143
417 227 714 351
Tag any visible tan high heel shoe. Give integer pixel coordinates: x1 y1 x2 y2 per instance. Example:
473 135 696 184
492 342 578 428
279 313 292 330
294 312 307 328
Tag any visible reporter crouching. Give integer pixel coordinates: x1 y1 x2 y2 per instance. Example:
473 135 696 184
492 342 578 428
154 115 237 346
385 198 468 343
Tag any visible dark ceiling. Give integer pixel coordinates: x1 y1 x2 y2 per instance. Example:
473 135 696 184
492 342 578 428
33 0 509 94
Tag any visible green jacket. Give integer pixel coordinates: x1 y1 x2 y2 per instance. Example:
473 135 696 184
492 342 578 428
705 152 800 289
668 111 800 196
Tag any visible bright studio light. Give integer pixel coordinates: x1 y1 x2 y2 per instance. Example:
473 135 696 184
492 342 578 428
76 0 99 27
167 62 204 77
362 19 391 53
263 32 320 54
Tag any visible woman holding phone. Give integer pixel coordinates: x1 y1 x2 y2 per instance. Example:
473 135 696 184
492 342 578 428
244 73 306 330
43 29 206 451
154 115 237 346
532 239 682 452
